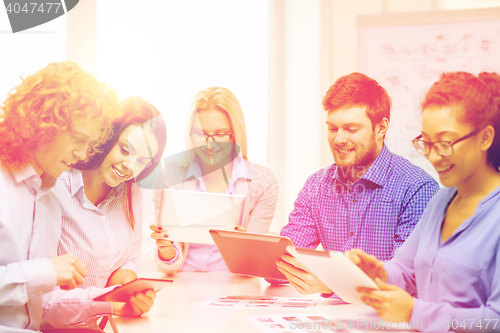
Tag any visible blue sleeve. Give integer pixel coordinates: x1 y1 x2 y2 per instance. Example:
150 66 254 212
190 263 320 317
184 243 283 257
280 173 321 249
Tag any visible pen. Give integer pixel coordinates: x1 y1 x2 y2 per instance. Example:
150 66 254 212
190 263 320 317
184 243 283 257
224 296 278 300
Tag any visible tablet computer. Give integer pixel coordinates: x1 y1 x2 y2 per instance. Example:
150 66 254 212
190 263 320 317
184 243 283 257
93 278 173 302
157 189 246 244
286 247 378 303
209 229 294 280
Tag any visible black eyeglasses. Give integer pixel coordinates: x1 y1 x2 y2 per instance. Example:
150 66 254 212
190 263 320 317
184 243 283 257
412 129 480 157
191 130 234 143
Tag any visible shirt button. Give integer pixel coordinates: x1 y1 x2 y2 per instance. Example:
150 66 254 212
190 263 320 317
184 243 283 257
349 232 353 236
101 215 106 220
352 199 356 203
109 264 113 269
29 300 33 305
110 239 114 243
33 178 39 182
38 290 43 295
33 229 37 234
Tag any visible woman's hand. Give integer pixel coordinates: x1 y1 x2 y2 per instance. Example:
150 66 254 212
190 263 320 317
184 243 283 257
276 254 332 295
234 225 247 232
345 249 388 282
112 290 156 317
150 225 176 261
357 278 414 323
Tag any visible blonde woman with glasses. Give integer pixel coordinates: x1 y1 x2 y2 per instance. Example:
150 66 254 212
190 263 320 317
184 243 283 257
150 87 279 273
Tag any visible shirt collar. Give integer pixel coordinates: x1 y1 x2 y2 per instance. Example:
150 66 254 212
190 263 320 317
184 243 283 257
13 164 44 194
231 155 252 181
69 168 125 200
69 169 85 197
333 143 391 187
361 143 391 186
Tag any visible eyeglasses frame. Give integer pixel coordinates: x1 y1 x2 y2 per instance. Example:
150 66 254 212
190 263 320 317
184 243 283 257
412 129 481 157
191 131 235 143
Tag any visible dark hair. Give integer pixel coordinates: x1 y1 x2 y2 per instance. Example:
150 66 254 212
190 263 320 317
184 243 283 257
76 96 167 229
322 72 391 127
422 71 500 171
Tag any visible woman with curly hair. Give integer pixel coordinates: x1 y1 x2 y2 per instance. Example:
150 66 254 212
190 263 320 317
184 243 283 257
42 97 167 327
0 61 119 332
350 72 500 331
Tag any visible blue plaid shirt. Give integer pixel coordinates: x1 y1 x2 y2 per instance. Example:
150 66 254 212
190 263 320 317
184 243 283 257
281 144 439 260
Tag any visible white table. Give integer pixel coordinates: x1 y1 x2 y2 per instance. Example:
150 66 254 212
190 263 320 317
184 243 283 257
107 272 408 333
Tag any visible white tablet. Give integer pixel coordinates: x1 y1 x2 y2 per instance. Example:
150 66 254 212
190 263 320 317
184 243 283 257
157 189 246 244
93 278 173 302
286 246 379 303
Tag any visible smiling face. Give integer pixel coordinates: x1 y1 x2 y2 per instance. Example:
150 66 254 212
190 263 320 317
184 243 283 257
32 116 100 178
191 108 235 170
326 106 384 173
98 124 159 188
421 106 486 188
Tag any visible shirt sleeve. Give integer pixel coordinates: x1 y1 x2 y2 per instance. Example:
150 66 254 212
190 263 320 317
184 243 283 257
154 242 185 275
280 173 321 248
0 258 57 307
383 219 421 296
409 242 500 332
245 171 279 234
392 179 439 256
42 286 114 327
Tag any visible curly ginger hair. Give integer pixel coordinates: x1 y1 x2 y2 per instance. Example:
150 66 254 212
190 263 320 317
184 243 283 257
0 61 120 170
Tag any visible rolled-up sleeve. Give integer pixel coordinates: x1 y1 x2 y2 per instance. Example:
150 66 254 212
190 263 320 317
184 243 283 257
42 286 114 327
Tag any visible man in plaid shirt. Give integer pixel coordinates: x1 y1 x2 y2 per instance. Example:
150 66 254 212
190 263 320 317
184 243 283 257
276 73 439 295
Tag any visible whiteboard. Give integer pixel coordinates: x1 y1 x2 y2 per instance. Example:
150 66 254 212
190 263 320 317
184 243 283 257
358 8 500 183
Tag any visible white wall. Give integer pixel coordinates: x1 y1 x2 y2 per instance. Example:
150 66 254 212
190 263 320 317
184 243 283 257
268 0 500 232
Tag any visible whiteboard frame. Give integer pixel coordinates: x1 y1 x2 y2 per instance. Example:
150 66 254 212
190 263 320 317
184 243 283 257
358 7 500 70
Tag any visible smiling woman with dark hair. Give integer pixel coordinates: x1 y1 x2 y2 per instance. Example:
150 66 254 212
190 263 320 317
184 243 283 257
349 72 500 331
42 96 167 328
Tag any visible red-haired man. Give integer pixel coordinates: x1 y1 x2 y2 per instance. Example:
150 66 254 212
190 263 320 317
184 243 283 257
276 73 439 296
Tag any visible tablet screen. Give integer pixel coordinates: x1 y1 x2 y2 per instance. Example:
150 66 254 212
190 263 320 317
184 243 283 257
287 247 378 303
93 278 173 302
210 229 294 280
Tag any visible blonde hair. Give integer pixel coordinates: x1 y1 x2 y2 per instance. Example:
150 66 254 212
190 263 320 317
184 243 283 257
180 87 248 167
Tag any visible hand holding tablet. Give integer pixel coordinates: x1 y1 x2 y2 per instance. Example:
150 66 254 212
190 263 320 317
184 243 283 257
345 248 388 282
276 253 333 295
94 278 173 302
286 247 379 304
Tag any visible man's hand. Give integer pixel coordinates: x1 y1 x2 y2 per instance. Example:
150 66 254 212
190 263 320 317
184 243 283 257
112 290 156 317
357 278 414 323
276 253 332 295
150 225 176 261
345 249 387 282
49 254 87 290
